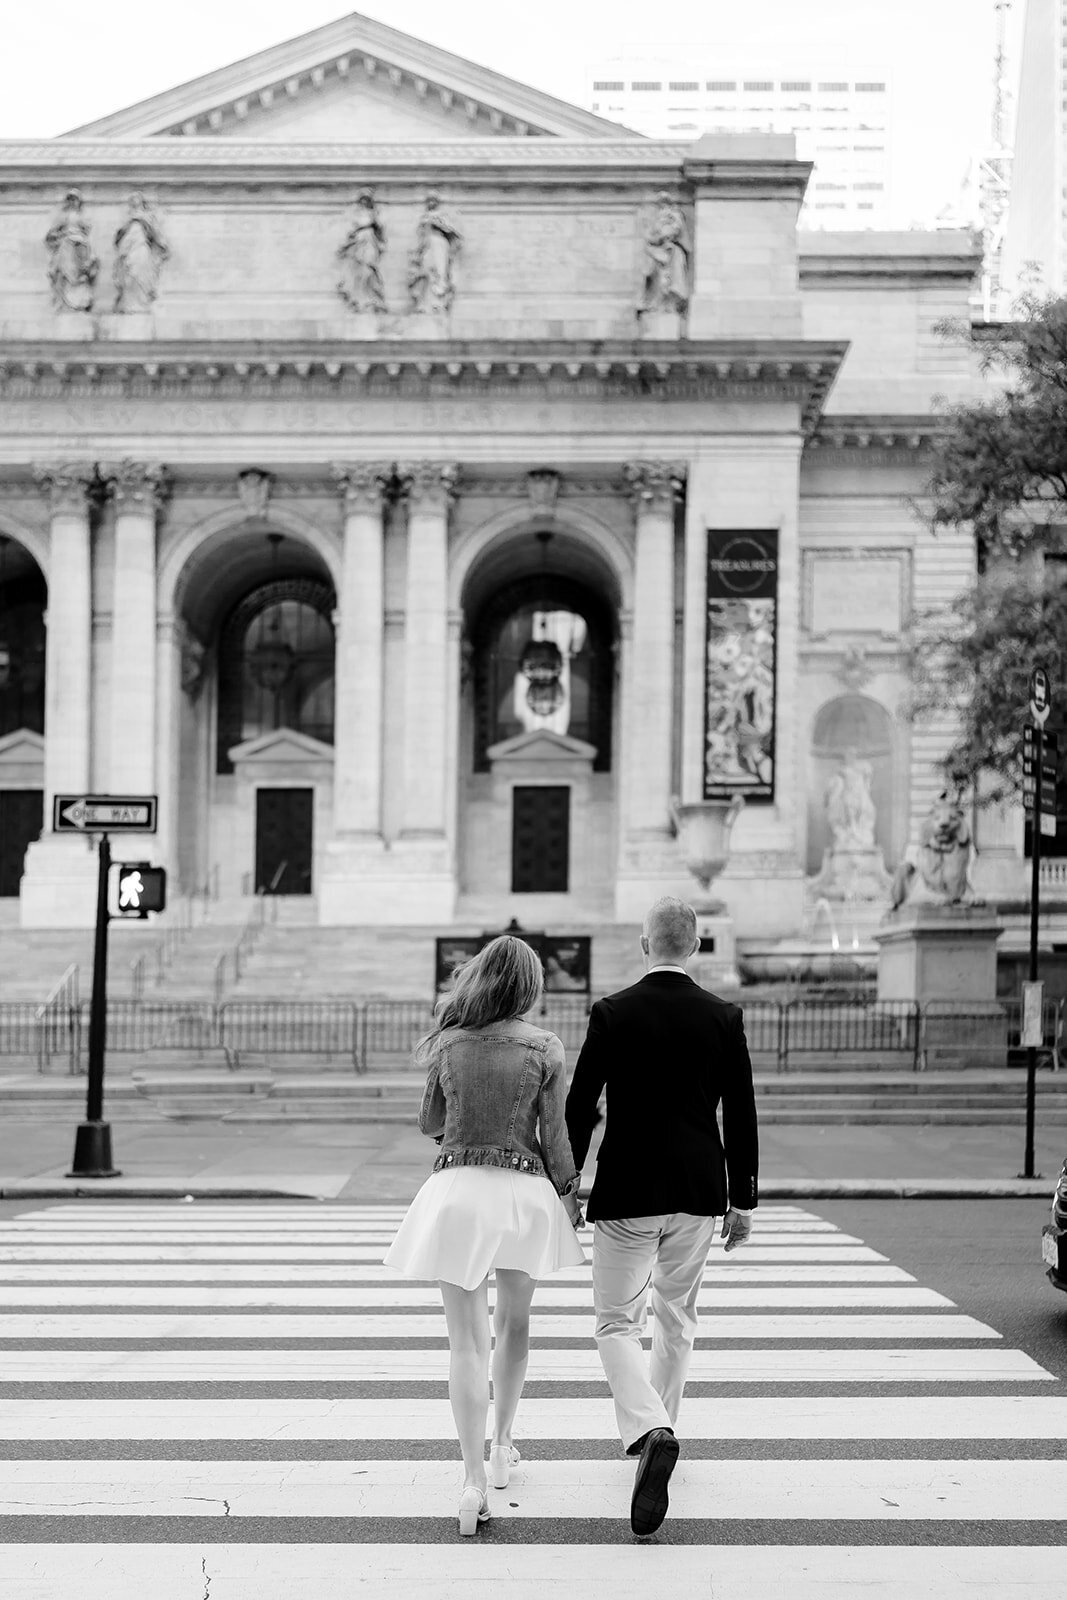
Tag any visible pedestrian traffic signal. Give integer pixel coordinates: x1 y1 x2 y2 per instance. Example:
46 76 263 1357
114 863 166 918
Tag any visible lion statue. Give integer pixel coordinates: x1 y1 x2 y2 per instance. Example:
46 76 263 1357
890 789 981 910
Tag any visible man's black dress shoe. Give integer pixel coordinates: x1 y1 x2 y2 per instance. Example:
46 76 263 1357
630 1427 679 1536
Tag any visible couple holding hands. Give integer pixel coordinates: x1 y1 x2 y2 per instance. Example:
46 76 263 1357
384 896 759 1538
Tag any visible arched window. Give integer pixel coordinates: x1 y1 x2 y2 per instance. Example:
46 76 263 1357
0 569 46 739
216 578 335 774
471 577 614 771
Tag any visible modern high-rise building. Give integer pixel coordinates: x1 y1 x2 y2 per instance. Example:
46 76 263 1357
1001 0 1064 296
584 51 891 228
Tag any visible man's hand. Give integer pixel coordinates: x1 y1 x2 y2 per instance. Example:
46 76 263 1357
720 1208 752 1253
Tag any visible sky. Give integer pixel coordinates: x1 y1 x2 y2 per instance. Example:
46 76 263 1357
3 0 1013 225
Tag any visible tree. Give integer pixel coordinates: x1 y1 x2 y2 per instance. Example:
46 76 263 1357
909 295 1067 803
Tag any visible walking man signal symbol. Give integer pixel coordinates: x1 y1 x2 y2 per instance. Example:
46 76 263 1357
118 870 144 910
114 863 166 918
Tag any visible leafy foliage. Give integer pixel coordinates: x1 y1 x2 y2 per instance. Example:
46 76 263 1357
911 296 1067 799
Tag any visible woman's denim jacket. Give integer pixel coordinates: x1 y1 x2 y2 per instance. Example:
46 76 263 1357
418 1025 581 1198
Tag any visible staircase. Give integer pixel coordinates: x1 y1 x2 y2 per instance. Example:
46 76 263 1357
0 926 162 1001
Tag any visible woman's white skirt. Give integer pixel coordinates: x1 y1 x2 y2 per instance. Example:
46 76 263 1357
383 1165 586 1290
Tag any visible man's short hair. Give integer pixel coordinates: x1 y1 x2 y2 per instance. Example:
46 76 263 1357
644 896 698 961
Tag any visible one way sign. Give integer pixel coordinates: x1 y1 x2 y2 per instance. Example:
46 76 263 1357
53 795 157 834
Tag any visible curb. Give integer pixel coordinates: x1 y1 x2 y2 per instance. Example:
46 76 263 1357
0 1179 1053 1201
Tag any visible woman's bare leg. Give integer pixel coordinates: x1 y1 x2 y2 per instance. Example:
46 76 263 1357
439 1277 491 1491
491 1267 536 1448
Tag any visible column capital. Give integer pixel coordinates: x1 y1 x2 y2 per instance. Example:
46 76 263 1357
624 461 686 515
32 462 96 515
397 461 458 510
100 459 169 509
330 462 393 511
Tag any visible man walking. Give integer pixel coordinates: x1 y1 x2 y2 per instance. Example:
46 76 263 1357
565 896 758 1537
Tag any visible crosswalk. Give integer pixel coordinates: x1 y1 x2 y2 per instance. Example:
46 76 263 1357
0 1200 1063 1597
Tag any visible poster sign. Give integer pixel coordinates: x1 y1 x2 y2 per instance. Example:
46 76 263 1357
434 933 591 994
704 530 778 802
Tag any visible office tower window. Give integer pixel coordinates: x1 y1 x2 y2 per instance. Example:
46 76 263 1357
855 82 886 92
744 80 773 91
706 80 736 90
592 81 624 90
781 80 811 91
631 81 662 91
818 81 849 91
669 81 699 90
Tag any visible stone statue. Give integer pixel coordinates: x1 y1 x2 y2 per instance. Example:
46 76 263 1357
825 750 877 851
890 789 980 909
45 189 98 312
336 191 386 314
407 193 461 314
113 192 169 312
639 192 690 316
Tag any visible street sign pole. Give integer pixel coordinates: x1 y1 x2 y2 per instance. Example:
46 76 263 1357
1022 664 1052 1181
68 832 121 1179
1025 724 1041 1182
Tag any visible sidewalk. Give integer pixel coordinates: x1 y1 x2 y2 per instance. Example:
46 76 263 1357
0 1115 1060 1202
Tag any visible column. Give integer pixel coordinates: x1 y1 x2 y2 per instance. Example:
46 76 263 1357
398 462 455 839
624 462 683 836
21 464 97 927
102 460 165 796
329 463 390 836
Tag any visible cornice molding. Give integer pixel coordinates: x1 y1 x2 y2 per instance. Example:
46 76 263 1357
0 138 687 183
0 339 846 434
806 415 945 454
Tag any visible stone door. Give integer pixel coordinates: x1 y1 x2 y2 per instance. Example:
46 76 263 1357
512 785 570 892
0 789 42 897
254 787 314 895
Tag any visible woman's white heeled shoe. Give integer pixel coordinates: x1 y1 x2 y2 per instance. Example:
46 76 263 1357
458 1485 491 1536
488 1444 521 1489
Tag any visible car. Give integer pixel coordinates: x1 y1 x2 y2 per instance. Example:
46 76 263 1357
1042 1158 1067 1291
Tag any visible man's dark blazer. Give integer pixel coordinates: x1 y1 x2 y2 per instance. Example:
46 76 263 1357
564 970 759 1222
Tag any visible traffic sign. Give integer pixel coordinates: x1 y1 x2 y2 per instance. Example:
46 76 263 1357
53 795 157 834
1030 666 1052 726
114 863 167 919
1041 812 1058 837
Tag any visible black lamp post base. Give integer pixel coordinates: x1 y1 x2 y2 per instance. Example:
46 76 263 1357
68 1121 121 1179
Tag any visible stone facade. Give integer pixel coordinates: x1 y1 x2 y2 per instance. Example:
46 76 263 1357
0 13 1017 945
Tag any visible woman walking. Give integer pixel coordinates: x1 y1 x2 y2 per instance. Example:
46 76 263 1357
384 936 585 1534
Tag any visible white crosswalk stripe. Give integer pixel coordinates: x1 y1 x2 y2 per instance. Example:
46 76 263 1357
0 1201 1062 1599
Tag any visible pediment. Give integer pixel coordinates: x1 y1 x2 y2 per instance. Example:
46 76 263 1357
487 729 598 765
65 12 628 142
227 728 335 767
0 728 44 766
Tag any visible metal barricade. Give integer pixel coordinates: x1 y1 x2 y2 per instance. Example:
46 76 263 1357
537 996 592 1049
781 998 920 1071
34 964 80 1074
84 1001 221 1056
362 999 436 1067
921 998 1062 1072
219 1000 361 1071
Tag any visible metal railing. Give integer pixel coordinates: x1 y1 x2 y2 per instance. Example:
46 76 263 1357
4 991 1062 1079
33 963 80 1074
220 1000 361 1070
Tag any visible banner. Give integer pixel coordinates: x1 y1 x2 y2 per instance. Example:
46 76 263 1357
435 933 591 994
703 530 778 802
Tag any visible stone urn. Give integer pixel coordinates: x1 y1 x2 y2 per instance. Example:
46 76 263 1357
669 794 745 898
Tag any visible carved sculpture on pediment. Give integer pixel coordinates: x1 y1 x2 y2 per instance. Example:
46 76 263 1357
237 469 273 519
180 626 207 699
526 470 561 516
407 193 461 315
336 191 387 314
45 189 98 312
638 191 690 318
113 192 169 313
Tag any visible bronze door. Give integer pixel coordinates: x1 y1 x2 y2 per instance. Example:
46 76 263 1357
511 785 569 893
0 789 42 897
254 787 314 895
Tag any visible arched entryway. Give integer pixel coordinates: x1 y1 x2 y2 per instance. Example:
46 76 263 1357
457 520 623 918
0 533 46 902
168 521 337 904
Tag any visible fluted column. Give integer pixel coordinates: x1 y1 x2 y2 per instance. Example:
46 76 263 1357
624 462 684 836
330 463 391 836
21 464 98 925
102 460 166 796
397 462 455 839
32 464 95 817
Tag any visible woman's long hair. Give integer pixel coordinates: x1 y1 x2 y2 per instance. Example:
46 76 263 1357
416 936 544 1061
